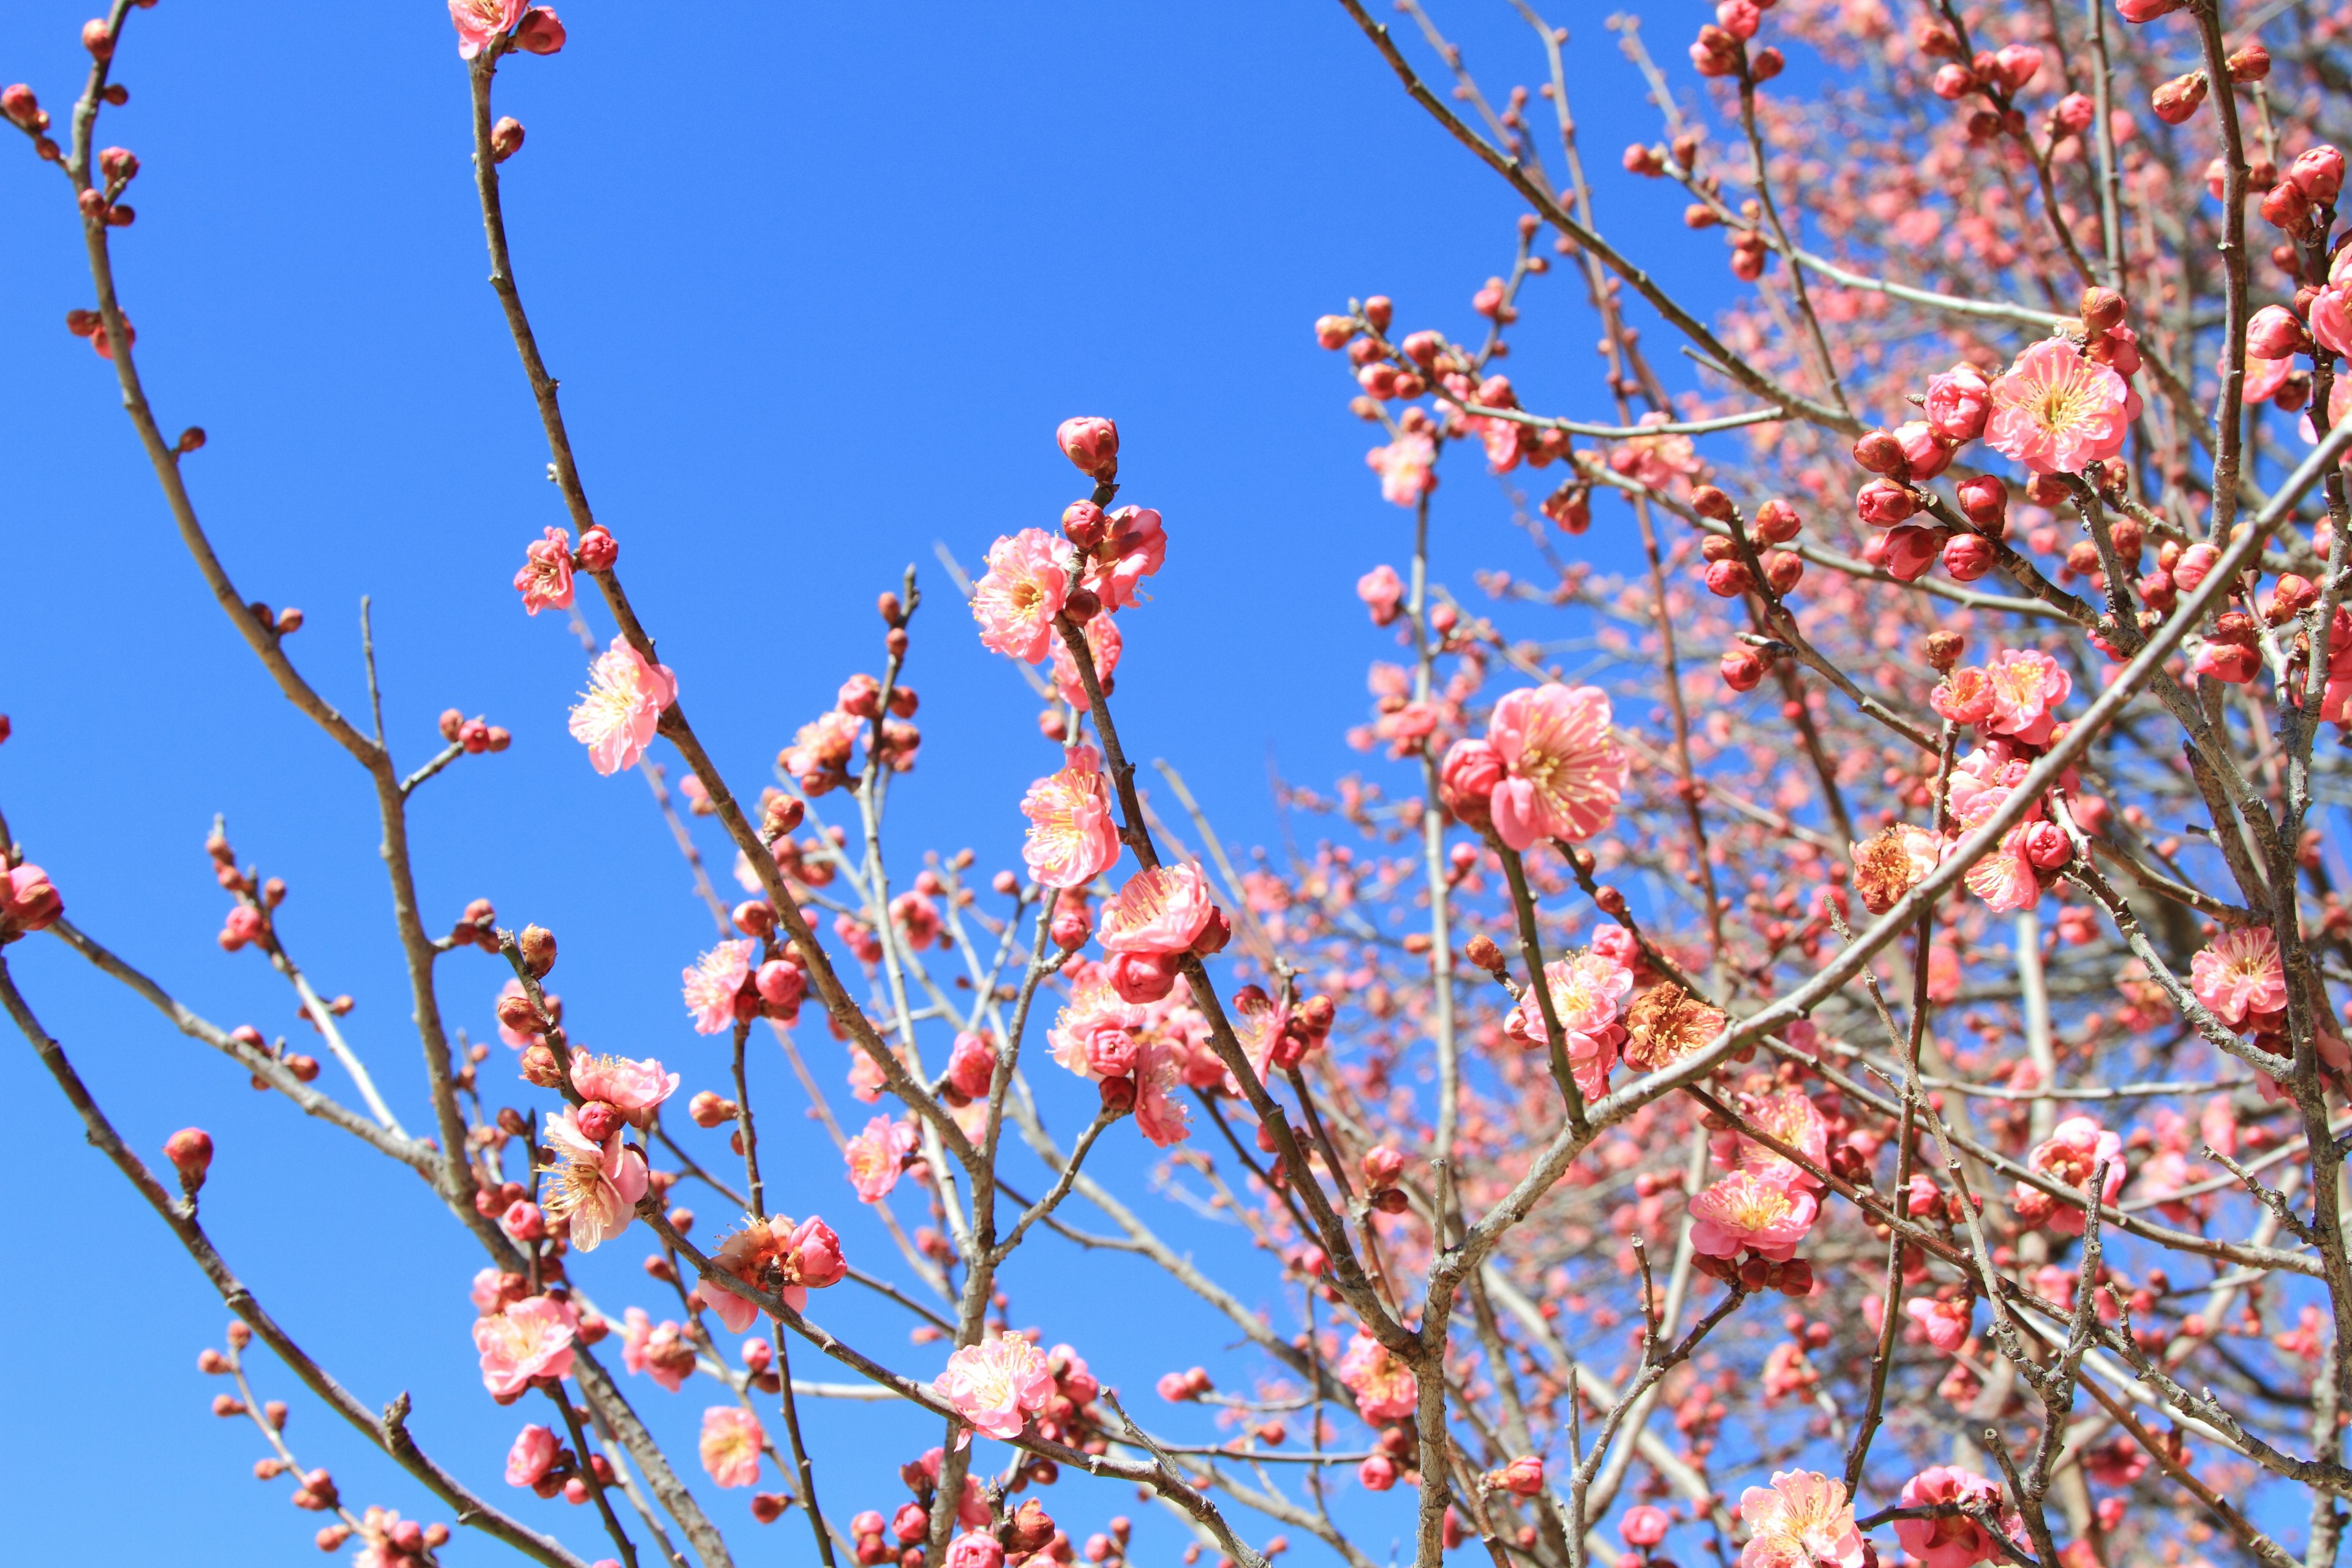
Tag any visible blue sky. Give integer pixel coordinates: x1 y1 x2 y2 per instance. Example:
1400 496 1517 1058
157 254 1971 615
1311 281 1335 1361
0 3 1721 1561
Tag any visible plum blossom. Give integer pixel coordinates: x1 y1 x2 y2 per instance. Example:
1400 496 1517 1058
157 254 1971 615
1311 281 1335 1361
474 1294 577 1398
1357 564 1404 625
1132 1039 1191 1147
621 1308 696 1392
538 1107 648 1251
971 529 1077 663
1851 824 1939 914
513 527 574 615
1084 507 1166 612
936 1336 1056 1441
1714 1088 1828 1188
1049 611 1121 709
2190 925 2286 1026
1049 982 1148 1081
681 939 755 1035
449 0 525 58
568 636 677 775
1923 362 1991 442
1100 864 1216 956
782 709 861 794
1904 1296 1973 1354
1335 1331 1419 1421
1485 683 1627 850
1963 823 2045 914
844 1114 918 1202
568 1053 679 1126
505 1424 559 1487
693 1213 846 1330
698 1406 765 1489
1985 338 2132 475
1736 1471 1865 1568
1983 648 2071 745
1505 951 1631 1098
1623 982 1727 1074
2017 1115 2126 1235
1368 431 1437 506
1020 746 1121 889
1893 1467 2019 1568
1688 1171 1819 1262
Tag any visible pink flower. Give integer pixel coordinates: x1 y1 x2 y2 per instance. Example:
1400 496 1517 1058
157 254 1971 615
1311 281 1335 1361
845 1115 918 1202
568 1054 679 1126
1621 1507 1672 1548
1981 647 2070 745
1687 1171 1819 1262
505 1423 559 1487
1020 746 1121 888
935 1336 1056 1441
782 709 861 794
539 1107 648 1251
1335 1331 1419 1421
621 1308 696 1392
1439 737 1504 829
1924 362 1992 441
1050 982 1148 1081
1714 1089 1828 1189
1963 824 2044 914
513 527 574 615
2190 925 2286 1026
681 939 755 1035
1357 564 1404 625
473 1295 578 1398
1084 507 1166 612
971 529 1077 663
448 0 524 58
946 1534 1006 1568
1904 1296 1973 1354
1368 431 1438 507
698 1406 766 1489
1737 1471 1864 1568
0 862 62 941
694 1213 848 1330
1049 611 1121 709
1985 338 2132 475
1485 684 1628 850
1100 865 1216 956
568 636 677 775
2019 1115 2126 1235
1133 1039 1192 1147
1893 1467 2018 1568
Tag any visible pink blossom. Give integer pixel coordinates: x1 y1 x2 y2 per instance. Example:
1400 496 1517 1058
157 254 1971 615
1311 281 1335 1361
568 1053 679 1127
1981 648 2071 745
2190 925 2286 1026
1963 824 2045 914
1132 1039 1191 1147
681 939 755 1035
1737 1471 1864 1568
1894 1467 2019 1568
505 1424 559 1487
568 636 677 775
449 0 525 58
539 1107 648 1251
845 1115 918 1202
473 1295 578 1398
1084 507 1166 612
782 709 861 793
698 1405 766 1489
945 1534 1006 1568
1715 1089 1828 1188
1101 864 1216 956
1687 1171 1819 1262
935 1336 1056 1441
971 529 1077 663
1048 611 1121 709
2019 1115 2127 1235
1985 338 2132 475
1904 1296 1973 1354
513 527 574 615
621 1307 695 1392
1924 363 1991 441
0 861 62 940
1486 683 1628 850
1357 564 1404 625
1620 1507 1671 1548
695 1214 848 1329
1335 1330 1419 1421
1368 431 1437 507
1020 746 1121 888
1049 982 1148 1081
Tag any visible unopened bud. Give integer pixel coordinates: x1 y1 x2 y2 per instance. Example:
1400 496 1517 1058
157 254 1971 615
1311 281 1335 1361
2079 285 2126 334
518 923 558 978
1465 934 1505 973
165 1127 214 1194
491 116 526 162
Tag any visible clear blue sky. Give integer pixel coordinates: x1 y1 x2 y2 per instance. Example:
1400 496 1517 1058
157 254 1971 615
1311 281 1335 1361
0 4 1715 1561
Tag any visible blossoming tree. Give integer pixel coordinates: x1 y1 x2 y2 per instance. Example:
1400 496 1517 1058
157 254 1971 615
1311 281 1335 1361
7 1 2352 1567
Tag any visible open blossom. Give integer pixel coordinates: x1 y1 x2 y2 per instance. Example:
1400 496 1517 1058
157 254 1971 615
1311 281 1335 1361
568 1053 679 1126
1985 337 2132 474
1851 824 1939 914
568 636 677 775
505 1424 559 1487
1084 506 1166 612
1050 982 1148 1080
1714 1088 1828 1187
1737 1471 1864 1568
474 1294 577 1398
1100 864 1216 956
1132 1039 1191 1147
621 1307 696 1392
1485 683 1627 850
1894 1467 2018 1568
538 1107 648 1251
971 529 1077 663
1962 823 2044 914
513 527 573 614
698 1406 765 1489
1367 431 1437 506
844 1114 918 1202
1020 746 1121 888
1905 1296 1973 1354
2190 925 2286 1026
693 1213 848 1331
1049 610 1121 709
1506 952 1630 1098
449 0 525 58
1623 982 1726 1073
936 1336 1056 1441
681 938 755 1035
2018 1115 2126 1235
782 709 861 793
1357 564 1404 625
1688 1170 1819 1262
1335 1331 1419 1421
1983 648 2070 745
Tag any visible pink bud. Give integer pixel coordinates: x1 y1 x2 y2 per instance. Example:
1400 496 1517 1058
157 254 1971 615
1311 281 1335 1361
1893 420 1956 480
1056 417 1120 482
1931 64 1977 100
1719 647 1766 692
1620 1506 1672 1548
165 1128 214 1193
2173 540 2219 592
500 1200 546 1242
1753 497 1801 543
1957 474 2008 529
2291 145 2346 203
513 7 567 54
491 116 526 163
1942 533 1997 581
1703 559 1756 598
1 85 40 130
2054 92 2096 134
755 959 805 1012
1714 0 1760 40
575 1101 622 1142
1880 526 1942 582
2248 304 2310 360
1992 44 2041 91
2151 72 2209 126
575 527 617 571
2021 821 2072 869
1855 478 1919 527
1362 1145 1408 1186
81 18 115 60
1358 1455 1398 1491
1313 314 1355 349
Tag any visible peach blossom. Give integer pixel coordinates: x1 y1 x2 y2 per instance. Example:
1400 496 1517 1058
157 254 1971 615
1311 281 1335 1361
568 636 677 775
568 1053 679 1126
1738 1470 1864 1568
1687 1171 1819 1262
1100 864 1216 956
513 527 573 615
845 1114 918 1202
1985 338 2132 475
680 939 755 1035
698 1405 766 1489
2190 925 2286 1026
1335 1331 1418 1421
1020 746 1121 888
473 1294 577 1398
971 529 1077 663
1486 683 1627 850
538 1107 647 1251
936 1336 1055 1441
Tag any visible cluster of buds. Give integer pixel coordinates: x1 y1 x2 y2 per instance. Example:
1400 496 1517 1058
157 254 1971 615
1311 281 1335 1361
447 897 501 953
2258 144 2343 255
205 826 282 952
504 1419 612 1504
1355 1422 1425 1493
1692 1249 1815 1295
780 671 919 795
63 304 132 359
438 707 513 755
231 1022 321 1089
1688 0 1784 83
78 144 140 228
